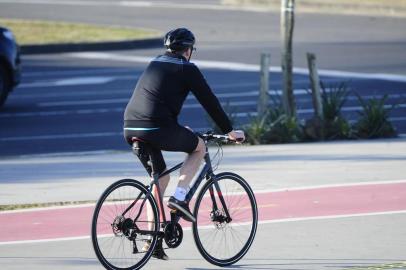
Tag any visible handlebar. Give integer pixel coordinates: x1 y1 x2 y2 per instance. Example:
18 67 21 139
196 131 244 143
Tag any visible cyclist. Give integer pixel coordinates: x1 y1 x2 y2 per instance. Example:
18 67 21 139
123 28 245 260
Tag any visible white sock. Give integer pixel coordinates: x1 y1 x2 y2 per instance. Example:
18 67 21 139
173 187 187 201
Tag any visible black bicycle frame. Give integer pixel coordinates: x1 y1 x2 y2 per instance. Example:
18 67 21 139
122 143 231 228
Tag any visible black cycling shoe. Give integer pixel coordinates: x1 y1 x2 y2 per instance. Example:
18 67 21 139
143 239 169 260
167 196 196 222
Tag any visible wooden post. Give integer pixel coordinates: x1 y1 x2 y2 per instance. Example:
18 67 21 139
281 0 296 117
258 53 270 116
306 53 323 120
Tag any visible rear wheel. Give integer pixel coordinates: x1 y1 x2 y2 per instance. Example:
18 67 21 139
0 65 11 107
92 179 159 270
192 172 258 266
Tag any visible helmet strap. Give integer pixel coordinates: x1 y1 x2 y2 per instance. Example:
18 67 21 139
187 50 192 62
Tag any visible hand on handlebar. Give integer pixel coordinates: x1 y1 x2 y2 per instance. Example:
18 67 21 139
227 130 245 143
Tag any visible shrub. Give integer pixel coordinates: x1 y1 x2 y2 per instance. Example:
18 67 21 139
354 94 397 138
321 82 349 122
244 99 303 144
265 113 303 143
244 111 271 145
304 81 352 140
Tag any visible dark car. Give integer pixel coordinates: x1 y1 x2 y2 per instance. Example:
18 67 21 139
0 26 21 107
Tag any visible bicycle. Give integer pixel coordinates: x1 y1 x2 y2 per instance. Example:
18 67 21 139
91 131 258 270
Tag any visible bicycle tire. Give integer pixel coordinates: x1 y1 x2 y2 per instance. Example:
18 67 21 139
192 172 258 266
92 179 159 270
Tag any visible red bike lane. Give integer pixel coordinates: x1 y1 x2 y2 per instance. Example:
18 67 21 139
1 181 405 244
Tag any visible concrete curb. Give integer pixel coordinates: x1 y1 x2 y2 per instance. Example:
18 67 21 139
221 0 406 17
20 37 162 55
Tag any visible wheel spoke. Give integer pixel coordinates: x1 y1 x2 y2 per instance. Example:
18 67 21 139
193 174 258 266
92 180 159 270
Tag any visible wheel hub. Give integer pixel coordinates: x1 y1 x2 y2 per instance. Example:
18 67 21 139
210 210 230 229
112 216 134 237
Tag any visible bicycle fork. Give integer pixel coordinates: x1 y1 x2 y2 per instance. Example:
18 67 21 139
209 178 232 223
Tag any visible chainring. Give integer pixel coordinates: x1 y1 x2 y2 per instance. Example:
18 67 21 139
164 223 183 248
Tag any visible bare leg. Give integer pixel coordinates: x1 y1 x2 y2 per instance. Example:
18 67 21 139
146 172 170 237
177 138 206 190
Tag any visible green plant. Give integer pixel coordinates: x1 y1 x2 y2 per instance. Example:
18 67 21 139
321 82 349 122
265 112 303 143
243 91 282 145
244 111 271 145
354 94 397 138
244 103 303 144
305 81 352 140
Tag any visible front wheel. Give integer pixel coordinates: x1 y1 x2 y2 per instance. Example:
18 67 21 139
192 172 258 266
91 179 160 270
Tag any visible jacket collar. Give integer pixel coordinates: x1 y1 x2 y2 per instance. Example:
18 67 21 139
164 51 188 62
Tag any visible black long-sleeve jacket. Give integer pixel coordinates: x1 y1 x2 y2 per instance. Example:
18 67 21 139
124 52 233 133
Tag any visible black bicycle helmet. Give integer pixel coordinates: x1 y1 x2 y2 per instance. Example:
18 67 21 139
164 28 195 52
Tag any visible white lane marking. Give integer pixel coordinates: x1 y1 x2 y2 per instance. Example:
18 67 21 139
1 210 405 245
253 179 406 194
69 52 406 83
288 103 406 115
34 87 405 107
0 108 124 118
38 98 129 107
259 210 406 225
54 77 115 86
0 132 122 142
2 100 406 118
22 68 138 78
11 89 131 99
235 110 406 121
34 89 299 107
18 76 136 89
31 89 301 106
69 52 153 65
341 104 406 111
0 235 92 246
391 116 406 121
14 83 257 99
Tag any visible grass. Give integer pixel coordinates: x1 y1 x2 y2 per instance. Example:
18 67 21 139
0 18 160 45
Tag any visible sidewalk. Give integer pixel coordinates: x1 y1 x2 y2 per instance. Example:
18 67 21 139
1 138 406 206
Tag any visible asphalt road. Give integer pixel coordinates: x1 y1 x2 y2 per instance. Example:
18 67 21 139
1 0 406 156
1 0 406 74
0 51 405 156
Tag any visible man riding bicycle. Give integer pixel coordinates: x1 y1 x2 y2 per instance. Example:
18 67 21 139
123 28 245 260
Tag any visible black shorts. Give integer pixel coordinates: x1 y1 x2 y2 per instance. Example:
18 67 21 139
124 124 199 176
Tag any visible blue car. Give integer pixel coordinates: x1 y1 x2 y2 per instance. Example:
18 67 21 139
0 26 21 107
